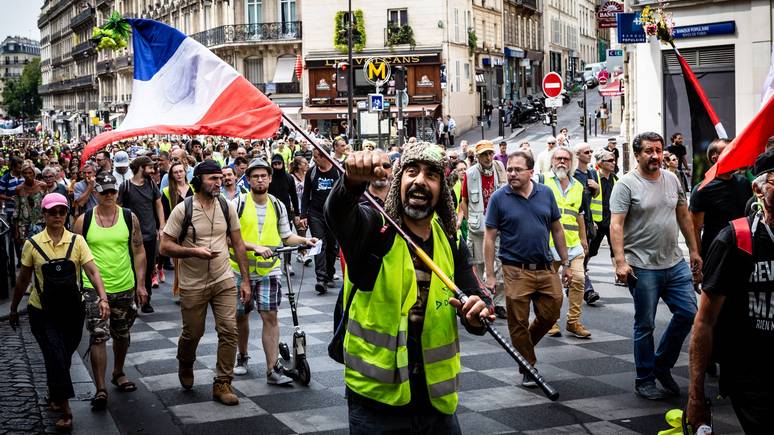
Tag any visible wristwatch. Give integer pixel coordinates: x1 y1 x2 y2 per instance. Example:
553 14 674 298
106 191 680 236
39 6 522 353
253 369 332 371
562 261 571 268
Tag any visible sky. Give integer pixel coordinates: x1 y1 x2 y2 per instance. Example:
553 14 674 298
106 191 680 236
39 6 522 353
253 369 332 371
0 0 42 41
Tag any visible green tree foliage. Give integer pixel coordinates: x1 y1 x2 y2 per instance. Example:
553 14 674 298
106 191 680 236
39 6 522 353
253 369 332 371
2 58 42 119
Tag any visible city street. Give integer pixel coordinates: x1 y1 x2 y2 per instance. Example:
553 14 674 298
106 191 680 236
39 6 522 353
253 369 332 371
72 245 741 434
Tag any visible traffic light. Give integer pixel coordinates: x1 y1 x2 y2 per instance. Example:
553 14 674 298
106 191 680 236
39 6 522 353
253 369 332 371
579 115 585 127
577 100 585 109
393 66 406 91
336 62 350 93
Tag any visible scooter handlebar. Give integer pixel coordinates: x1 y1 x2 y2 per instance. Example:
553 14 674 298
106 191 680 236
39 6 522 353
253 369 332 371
271 244 308 254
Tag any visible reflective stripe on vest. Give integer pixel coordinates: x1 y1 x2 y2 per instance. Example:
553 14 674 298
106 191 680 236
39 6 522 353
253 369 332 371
546 177 583 248
229 193 281 275
344 218 460 414
591 170 613 223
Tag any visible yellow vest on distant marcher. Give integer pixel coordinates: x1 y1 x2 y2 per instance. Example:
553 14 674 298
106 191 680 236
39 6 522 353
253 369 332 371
229 193 282 276
546 176 583 248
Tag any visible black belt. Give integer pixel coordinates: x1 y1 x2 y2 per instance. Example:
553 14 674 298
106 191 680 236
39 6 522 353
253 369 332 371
503 261 553 271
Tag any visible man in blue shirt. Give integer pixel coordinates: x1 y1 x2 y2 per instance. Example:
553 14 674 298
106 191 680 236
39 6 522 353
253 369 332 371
483 150 572 387
0 157 23 265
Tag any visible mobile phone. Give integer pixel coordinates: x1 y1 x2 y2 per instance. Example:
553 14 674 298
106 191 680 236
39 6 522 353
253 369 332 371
626 272 638 288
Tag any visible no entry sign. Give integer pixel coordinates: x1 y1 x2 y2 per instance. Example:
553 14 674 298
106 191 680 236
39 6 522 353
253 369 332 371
542 72 564 98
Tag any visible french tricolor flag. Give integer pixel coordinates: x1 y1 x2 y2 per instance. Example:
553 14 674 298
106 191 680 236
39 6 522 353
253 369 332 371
82 19 282 162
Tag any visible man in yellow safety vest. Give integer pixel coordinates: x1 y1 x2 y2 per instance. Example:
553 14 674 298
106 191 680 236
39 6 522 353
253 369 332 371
326 142 494 433
229 158 317 383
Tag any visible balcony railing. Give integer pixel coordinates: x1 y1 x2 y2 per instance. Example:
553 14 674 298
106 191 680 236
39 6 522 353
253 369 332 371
41 58 51 67
251 82 267 93
40 35 50 45
190 22 302 48
71 75 94 89
114 54 132 69
71 7 95 29
97 59 113 74
72 41 96 58
511 0 538 11
39 83 51 94
52 55 63 66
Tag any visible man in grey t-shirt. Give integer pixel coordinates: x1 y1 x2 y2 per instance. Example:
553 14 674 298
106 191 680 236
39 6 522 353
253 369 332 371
610 131 701 401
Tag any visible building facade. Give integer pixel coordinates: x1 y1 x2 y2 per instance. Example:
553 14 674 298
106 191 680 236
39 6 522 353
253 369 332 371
0 36 41 118
301 0 478 141
472 0 504 106
38 0 98 140
503 0 542 101
625 0 773 155
578 0 597 65
543 0 580 82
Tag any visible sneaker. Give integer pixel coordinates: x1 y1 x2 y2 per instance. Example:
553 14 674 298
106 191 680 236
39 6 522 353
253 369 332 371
655 372 681 396
315 281 327 295
296 255 304 263
234 354 249 376
494 306 507 319
635 381 669 400
141 303 155 314
547 323 562 337
566 322 592 339
267 362 293 385
159 268 166 283
522 373 538 388
304 256 312 266
151 273 159 289
289 264 295 277
584 290 600 305
212 381 239 405
333 274 341 281
178 363 194 390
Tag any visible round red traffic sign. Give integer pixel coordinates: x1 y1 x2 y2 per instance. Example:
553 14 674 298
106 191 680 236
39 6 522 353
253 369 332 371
542 72 564 98
598 76 608 86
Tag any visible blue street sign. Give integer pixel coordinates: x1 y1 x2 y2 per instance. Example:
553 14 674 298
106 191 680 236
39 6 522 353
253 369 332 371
617 12 646 44
368 94 384 113
673 21 735 39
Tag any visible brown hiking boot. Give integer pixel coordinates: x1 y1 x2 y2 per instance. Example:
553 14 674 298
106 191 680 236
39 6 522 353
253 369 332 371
178 362 194 390
566 322 592 339
212 380 239 406
547 323 562 337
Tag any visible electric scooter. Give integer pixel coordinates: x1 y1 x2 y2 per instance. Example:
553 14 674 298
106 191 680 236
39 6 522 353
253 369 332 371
272 245 311 385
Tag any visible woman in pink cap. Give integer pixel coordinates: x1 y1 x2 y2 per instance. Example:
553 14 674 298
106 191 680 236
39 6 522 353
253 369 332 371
8 192 110 432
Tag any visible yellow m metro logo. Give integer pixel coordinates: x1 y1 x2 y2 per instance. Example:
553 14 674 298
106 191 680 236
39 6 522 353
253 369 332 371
367 62 388 81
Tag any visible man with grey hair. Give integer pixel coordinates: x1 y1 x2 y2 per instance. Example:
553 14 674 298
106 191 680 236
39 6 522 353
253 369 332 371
74 161 100 213
42 166 67 196
544 147 591 338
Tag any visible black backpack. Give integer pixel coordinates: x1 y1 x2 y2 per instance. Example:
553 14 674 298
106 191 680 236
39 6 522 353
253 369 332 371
178 195 233 244
27 234 83 321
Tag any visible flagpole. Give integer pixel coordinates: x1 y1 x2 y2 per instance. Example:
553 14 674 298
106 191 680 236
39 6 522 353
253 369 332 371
280 112 559 402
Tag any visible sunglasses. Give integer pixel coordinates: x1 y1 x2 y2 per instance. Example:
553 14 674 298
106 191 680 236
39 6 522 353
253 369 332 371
601 159 615 163
98 189 117 196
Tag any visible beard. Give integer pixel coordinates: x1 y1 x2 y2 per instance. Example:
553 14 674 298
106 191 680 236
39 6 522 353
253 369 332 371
203 184 220 197
251 185 268 195
403 185 434 220
553 168 569 179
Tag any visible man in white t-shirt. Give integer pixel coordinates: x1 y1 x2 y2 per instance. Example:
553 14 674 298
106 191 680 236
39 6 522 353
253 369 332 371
230 158 317 384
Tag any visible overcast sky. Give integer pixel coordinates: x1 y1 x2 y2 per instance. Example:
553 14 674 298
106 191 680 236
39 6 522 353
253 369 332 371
0 1 42 41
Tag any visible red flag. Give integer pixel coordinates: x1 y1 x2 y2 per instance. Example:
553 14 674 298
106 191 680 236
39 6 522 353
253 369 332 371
700 95 774 188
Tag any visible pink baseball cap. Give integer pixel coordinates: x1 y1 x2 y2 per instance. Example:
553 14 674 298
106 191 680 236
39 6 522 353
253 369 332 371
41 193 69 210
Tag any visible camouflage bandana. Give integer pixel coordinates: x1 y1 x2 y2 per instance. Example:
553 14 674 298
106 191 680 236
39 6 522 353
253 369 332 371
384 142 457 238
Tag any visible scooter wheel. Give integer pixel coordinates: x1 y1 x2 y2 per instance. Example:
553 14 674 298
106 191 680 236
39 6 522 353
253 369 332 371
279 342 290 361
296 358 311 386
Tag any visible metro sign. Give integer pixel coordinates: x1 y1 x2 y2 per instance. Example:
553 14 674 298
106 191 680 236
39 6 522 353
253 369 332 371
542 72 564 98
363 57 392 86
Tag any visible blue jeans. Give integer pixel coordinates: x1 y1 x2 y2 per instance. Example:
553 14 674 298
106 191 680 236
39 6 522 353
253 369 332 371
629 260 696 385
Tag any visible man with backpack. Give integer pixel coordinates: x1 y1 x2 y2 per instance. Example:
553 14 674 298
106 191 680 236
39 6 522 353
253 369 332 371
74 173 148 410
160 160 254 406
230 158 317 383
117 156 164 313
687 150 774 433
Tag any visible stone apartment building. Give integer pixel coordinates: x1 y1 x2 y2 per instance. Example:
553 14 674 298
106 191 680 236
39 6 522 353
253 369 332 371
0 36 41 118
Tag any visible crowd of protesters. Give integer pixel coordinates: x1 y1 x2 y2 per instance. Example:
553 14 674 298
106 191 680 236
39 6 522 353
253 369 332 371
3 125 774 433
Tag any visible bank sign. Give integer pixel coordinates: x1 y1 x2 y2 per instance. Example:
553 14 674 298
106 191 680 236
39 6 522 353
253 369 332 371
597 1 623 29
617 12 646 44
673 21 736 39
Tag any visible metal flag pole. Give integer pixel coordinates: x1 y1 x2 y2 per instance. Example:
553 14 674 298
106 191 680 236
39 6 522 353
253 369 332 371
281 113 559 401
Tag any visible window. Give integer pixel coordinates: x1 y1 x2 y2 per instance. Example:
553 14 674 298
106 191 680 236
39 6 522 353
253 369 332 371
455 60 460 92
246 0 261 25
464 62 470 79
454 8 459 43
388 9 408 27
244 57 263 85
204 4 211 29
280 0 296 24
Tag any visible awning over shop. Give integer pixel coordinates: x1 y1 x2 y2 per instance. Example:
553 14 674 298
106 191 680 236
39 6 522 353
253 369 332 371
300 104 440 120
272 57 297 84
475 74 485 83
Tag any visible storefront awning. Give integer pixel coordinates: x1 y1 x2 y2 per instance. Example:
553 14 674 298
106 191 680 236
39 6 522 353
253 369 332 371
505 47 525 58
475 74 486 83
300 104 440 120
272 57 297 84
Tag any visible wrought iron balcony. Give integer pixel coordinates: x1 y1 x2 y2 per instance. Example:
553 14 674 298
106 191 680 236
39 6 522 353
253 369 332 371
71 7 95 29
41 58 51 67
71 75 94 89
508 0 538 11
39 83 51 94
276 82 300 94
97 59 113 75
114 54 132 69
72 41 96 58
190 22 302 48
40 35 50 45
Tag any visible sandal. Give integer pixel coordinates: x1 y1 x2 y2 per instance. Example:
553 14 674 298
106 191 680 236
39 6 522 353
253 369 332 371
55 413 73 432
110 372 137 392
90 389 108 410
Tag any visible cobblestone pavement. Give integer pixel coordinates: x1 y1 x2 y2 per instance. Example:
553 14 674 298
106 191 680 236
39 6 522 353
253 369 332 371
0 317 57 434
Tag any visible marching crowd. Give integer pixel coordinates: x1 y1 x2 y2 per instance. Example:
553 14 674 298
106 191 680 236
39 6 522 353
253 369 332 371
1 127 773 433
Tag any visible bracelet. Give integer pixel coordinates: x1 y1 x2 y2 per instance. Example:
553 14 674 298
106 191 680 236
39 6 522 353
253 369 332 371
562 262 571 268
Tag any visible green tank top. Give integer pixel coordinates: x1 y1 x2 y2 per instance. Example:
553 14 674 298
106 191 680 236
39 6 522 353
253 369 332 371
82 208 135 293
